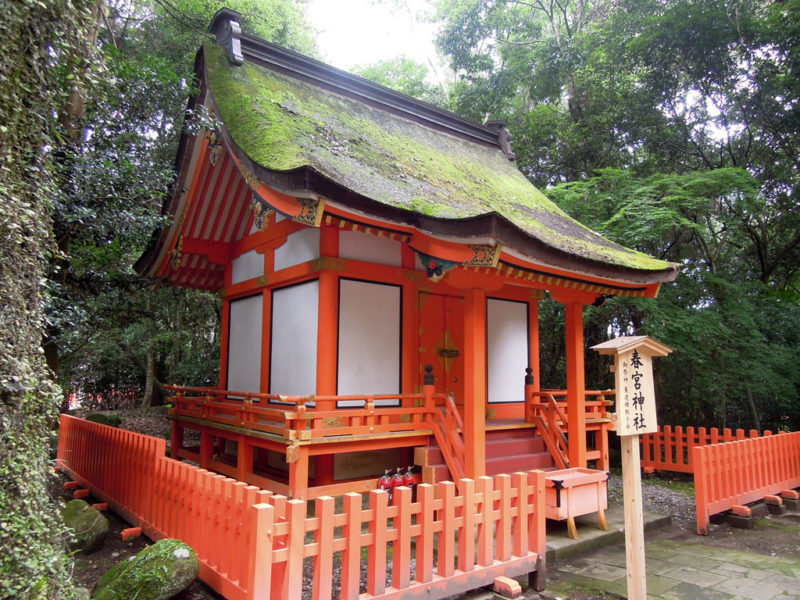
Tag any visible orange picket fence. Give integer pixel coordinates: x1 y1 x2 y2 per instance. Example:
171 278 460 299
693 431 800 535
640 425 773 474
57 415 547 600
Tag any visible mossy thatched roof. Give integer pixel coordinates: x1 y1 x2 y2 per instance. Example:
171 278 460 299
204 41 675 277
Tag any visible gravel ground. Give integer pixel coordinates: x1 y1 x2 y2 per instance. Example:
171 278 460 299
607 472 696 532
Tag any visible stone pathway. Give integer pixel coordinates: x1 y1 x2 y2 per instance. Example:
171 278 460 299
545 537 800 599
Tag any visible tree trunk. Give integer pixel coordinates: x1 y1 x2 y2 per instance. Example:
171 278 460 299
744 387 761 432
142 349 163 409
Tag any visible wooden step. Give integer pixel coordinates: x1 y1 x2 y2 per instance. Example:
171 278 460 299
421 452 557 484
486 436 546 458
486 452 554 476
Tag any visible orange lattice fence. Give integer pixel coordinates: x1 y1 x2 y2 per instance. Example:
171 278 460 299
640 425 774 474
693 432 800 535
57 414 547 600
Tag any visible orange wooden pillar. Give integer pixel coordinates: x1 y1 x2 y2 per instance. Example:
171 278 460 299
219 301 231 389
463 288 486 478
288 445 310 500
528 298 541 391
565 302 587 468
401 244 417 398
314 226 338 486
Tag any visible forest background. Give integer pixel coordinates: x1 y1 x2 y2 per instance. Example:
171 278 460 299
1 0 798 597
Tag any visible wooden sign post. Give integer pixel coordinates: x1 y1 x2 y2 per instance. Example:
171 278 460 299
591 336 672 600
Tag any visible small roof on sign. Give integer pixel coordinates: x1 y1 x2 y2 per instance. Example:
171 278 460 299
591 335 673 357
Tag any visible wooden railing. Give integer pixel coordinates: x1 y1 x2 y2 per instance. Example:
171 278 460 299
529 394 570 469
641 426 774 474
524 388 613 469
425 392 466 482
170 382 471 486
57 415 547 600
694 431 800 535
171 387 435 438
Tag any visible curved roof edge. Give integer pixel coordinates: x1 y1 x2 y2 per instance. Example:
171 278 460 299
223 130 678 286
208 8 503 149
137 10 680 291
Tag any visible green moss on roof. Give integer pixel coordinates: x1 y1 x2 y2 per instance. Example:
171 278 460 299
205 43 670 272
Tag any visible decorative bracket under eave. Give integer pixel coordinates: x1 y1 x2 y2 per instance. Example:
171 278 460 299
410 240 502 282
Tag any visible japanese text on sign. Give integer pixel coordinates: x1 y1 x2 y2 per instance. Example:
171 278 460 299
615 349 657 436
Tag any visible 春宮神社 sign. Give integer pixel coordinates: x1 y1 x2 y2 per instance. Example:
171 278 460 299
616 348 657 436
591 336 672 438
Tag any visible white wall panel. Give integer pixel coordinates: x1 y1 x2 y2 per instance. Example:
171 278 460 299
230 249 264 284
339 230 401 267
270 280 318 396
274 227 320 271
487 298 528 403
337 280 400 407
227 294 263 393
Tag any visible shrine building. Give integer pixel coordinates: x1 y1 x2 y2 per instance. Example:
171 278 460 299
135 8 679 500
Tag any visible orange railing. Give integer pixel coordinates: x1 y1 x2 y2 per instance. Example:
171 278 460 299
641 426 774 474
425 392 466 482
169 384 468 483
524 388 613 469
528 394 570 469
693 431 800 535
57 414 547 600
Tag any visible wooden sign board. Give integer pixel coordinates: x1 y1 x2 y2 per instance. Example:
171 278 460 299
591 335 672 600
615 349 657 436
591 335 672 438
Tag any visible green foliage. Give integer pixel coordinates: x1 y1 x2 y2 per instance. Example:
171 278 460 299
436 0 800 430
547 168 800 430
50 1 314 406
353 55 448 107
0 1 96 597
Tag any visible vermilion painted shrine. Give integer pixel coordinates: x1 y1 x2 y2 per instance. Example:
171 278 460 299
135 8 679 502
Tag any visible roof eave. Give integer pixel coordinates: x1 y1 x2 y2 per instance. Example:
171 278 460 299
221 125 679 287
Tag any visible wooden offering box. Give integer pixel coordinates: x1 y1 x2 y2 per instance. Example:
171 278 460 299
545 468 609 539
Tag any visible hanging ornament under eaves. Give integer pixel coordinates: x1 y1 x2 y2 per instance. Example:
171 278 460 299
415 251 458 282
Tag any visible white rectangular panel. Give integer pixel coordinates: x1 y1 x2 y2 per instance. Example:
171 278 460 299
270 280 318 396
487 298 528 403
274 227 320 271
339 230 401 267
231 249 264 284
227 295 263 393
337 279 400 407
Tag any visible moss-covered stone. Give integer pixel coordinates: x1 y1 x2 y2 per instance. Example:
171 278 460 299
62 499 109 553
92 539 199 600
85 413 122 427
204 43 672 272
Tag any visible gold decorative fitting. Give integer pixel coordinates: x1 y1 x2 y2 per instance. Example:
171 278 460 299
465 244 501 267
293 197 325 226
206 130 222 166
322 417 344 428
240 164 259 188
250 195 272 231
312 256 348 272
169 236 184 270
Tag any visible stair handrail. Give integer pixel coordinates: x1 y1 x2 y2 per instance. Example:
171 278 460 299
421 365 466 482
537 393 570 469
